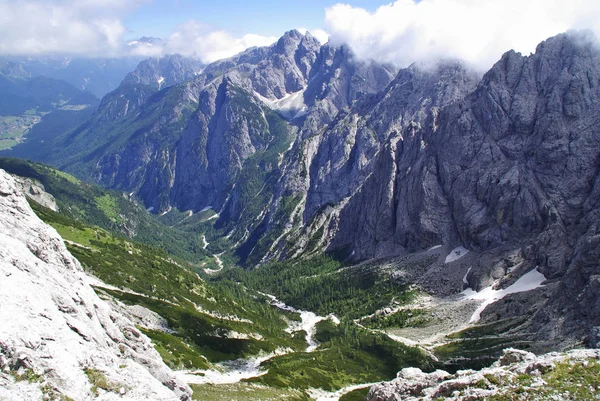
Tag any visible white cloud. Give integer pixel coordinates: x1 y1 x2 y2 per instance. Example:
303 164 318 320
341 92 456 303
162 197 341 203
158 21 277 63
0 0 140 56
325 0 600 70
296 28 330 45
0 2 276 61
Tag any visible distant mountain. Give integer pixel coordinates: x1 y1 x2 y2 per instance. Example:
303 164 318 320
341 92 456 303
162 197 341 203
126 36 165 50
0 72 98 150
9 56 141 97
0 74 96 115
0 59 30 80
11 30 395 220
122 54 204 90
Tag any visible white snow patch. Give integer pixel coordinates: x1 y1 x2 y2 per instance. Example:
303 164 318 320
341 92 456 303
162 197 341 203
146 206 154 212
445 246 469 263
203 213 219 221
255 89 308 120
191 300 252 324
462 267 472 286
261 293 337 352
462 268 546 323
428 244 442 251
176 348 292 385
384 332 419 347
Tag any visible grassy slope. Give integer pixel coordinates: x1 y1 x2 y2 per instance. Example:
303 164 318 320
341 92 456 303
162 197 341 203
2 158 523 398
0 157 211 264
30 197 436 398
29 200 305 367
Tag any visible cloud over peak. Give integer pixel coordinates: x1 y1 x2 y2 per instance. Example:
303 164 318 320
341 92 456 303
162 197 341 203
325 0 600 70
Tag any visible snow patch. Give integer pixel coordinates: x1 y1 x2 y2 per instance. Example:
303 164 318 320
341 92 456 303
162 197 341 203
261 293 337 352
428 244 442 251
176 348 292 385
255 89 308 120
462 268 546 323
445 246 469 263
462 267 472 286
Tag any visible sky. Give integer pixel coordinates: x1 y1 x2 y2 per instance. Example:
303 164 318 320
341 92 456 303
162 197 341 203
1 0 600 70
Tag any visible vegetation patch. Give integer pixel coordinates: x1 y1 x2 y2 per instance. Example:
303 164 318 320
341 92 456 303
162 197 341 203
141 328 212 370
0 157 212 263
250 320 433 391
434 336 533 371
361 308 428 329
191 382 307 401
339 387 371 401
84 368 121 396
224 255 418 320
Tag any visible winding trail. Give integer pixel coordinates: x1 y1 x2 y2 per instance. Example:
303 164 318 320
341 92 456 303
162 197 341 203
203 252 224 274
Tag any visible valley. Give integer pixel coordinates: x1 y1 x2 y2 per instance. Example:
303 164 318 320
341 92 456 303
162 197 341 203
1 19 599 401
0 157 498 399
0 157 563 400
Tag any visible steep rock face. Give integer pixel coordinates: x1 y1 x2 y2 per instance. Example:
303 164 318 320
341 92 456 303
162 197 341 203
257 61 479 261
11 174 58 211
171 78 291 212
203 30 321 100
248 32 600 344
24 30 395 217
328 32 600 342
0 169 191 401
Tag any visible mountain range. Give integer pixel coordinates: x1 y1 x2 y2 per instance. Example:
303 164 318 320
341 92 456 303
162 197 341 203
2 27 600 401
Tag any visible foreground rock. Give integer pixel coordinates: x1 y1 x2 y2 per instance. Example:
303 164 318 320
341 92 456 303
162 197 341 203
0 169 192 401
367 348 600 401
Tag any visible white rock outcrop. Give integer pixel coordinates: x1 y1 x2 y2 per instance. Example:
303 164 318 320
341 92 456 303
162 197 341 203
0 169 192 401
12 174 58 212
366 348 600 401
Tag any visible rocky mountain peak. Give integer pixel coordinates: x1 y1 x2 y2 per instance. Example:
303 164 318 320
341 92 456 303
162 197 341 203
276 29 304 51
0 60 31 80
121 54 204 91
